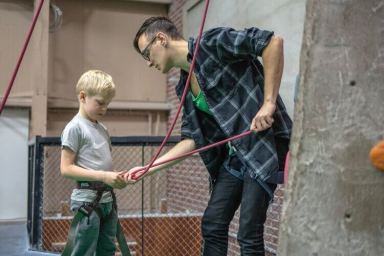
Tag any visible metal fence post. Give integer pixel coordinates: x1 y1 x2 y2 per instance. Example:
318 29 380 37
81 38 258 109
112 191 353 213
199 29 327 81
31 136 43 249
27 138 35 243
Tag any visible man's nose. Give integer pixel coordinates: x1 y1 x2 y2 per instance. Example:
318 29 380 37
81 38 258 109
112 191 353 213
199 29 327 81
147 60 154 67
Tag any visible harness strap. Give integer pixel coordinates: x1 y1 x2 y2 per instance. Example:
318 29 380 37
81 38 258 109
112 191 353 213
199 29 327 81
62 182 131 256
61 211 83 256
117 221 130 256
109 190 130 256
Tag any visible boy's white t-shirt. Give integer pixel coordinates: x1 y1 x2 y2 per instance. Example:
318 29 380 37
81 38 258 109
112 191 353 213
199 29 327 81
61 114 113 203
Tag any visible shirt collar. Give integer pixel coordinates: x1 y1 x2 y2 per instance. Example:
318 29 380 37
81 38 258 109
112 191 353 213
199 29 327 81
187 37 194 63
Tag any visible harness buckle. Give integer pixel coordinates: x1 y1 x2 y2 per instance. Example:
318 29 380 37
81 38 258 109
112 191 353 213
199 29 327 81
78 203 95 217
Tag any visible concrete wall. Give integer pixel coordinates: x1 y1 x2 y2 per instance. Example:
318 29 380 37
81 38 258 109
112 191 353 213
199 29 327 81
279 0 384 255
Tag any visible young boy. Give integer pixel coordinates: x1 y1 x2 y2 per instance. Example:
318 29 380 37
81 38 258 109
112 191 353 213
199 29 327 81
60 70 129 256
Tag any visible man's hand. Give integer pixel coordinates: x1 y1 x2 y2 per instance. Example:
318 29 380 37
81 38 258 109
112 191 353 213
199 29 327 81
250 102 276 132
102 171 127 189
123 166 146 183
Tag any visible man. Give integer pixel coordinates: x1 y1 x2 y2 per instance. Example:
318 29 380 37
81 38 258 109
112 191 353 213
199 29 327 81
126 16 292 255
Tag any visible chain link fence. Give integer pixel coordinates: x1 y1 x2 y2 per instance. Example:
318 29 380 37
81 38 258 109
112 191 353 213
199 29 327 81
28 136 280 255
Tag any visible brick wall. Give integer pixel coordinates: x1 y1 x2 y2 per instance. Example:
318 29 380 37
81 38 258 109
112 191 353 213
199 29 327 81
166 1 283 255
265 186 284 254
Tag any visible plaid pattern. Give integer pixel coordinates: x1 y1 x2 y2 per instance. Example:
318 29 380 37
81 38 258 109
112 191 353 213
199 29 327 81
176 27 292 183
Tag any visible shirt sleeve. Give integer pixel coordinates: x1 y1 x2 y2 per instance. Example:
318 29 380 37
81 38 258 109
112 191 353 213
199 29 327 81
201 27 274 62
61 124 81 153
180 113 193 140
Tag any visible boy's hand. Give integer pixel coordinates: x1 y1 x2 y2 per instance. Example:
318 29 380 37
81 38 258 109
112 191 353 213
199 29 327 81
102 171 127 189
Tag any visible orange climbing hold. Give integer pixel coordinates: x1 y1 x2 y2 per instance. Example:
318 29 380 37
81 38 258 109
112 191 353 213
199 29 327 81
369 140 384 171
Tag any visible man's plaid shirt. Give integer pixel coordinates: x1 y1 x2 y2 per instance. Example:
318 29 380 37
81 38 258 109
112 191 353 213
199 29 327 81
176 27 292 184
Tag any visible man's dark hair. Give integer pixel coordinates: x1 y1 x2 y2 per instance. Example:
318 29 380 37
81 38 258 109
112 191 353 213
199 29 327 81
133 16 183 53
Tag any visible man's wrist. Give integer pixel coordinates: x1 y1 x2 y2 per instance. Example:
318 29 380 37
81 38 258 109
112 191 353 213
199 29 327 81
263 99 276 105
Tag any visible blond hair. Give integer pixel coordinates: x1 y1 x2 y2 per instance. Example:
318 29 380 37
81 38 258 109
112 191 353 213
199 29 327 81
76 70 116 101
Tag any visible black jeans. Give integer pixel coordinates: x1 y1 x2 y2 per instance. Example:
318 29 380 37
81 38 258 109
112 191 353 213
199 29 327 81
201 165 275 256
201 137 288 256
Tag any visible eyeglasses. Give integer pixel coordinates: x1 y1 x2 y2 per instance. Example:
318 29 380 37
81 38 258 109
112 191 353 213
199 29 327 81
140 36 157 61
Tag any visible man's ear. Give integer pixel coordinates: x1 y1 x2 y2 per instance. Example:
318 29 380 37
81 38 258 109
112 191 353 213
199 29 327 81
157 32 168 47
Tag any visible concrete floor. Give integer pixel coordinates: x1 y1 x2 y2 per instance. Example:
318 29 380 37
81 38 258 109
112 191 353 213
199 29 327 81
0 221 58 256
